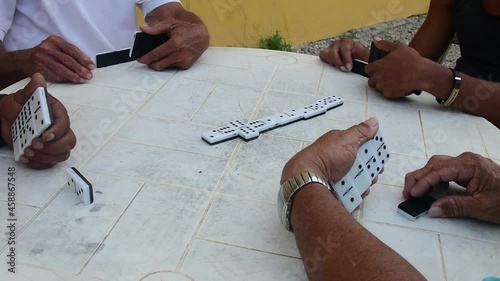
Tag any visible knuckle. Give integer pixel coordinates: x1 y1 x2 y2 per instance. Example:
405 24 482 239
446 197 464 216
460 151 478 161
60 57 74 67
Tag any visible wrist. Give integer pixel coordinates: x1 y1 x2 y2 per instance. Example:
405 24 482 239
16 49 34 77
290 182 344 230
419 59 454 100
281 156 327 185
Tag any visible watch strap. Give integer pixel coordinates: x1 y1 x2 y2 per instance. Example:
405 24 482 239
436 68 461 106
277 171 333 232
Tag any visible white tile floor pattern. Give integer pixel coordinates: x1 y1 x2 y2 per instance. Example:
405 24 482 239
0 47 499 281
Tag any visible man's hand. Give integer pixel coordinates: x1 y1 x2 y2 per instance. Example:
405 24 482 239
281 117 380 191
137 19 209 71
365 38 429 98
0 73 77 169
404 153 500 224
319 37 369 72
22 35 95 84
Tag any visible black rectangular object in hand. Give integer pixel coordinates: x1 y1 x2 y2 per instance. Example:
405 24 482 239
96 49 135 68
130 32 170 59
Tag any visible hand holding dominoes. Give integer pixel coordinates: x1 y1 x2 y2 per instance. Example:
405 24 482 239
0 74 76 169
281 117 388 213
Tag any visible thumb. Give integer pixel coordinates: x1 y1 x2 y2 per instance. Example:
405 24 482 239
373 36 399 53
13 73 47 105
348 116 379 150
140 21 173 35
429 195 478 219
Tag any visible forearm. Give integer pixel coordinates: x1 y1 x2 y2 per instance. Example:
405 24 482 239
291 184 425 281
420 61 500 128
409 0 455 62
0 42 30 90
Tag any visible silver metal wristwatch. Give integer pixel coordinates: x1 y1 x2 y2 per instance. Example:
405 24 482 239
277 171 333 232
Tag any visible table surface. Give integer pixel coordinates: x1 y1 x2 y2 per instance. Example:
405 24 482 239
1 47 499 281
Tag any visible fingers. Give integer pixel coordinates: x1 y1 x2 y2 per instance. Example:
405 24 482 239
346 116 379 151
138 39 177 66
319 38 357 71
21 128 75 168
12 74 47 105
22 147 71 166
40 55 85 83
54 38 95 70
32 129 76 155
372 37 399 53
140 21 174 35
361 188 371 198
403 155 473 199
429 195 479 220
20 156 59 170
339 38 354 71
42 95 71 142
33 36 93 83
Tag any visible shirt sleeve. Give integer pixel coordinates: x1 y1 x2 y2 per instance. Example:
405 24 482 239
136 0 181 17
0 0 17 41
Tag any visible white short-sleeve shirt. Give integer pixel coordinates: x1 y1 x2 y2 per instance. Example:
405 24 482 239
0 0 180 57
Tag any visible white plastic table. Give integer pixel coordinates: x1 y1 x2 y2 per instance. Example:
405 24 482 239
1 47 499 281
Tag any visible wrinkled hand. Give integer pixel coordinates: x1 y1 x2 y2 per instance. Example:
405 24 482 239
404 153 500 224
138 19 209 70
0 74 77 169
22 35 94 84
319 37 369 72
365 38 428 98
281 117 380 195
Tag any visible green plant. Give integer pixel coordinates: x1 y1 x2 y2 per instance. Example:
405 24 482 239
259 31 292 51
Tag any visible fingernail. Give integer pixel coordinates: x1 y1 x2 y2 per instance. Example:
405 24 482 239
88 64 95 70
26 149 34 157
346 63 353 71
33 142 43 150
85 73 93 80
44 133 55 141
20 156 29 164
428 206 443 217
365 116 379 127
340 66 347 72
374 36 382 41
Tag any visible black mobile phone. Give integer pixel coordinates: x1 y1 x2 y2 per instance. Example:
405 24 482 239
129 32 170 59
397 195 436 221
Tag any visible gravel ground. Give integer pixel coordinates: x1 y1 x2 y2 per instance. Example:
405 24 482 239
292 14 460 68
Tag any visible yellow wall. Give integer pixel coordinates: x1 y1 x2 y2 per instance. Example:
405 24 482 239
137 0 430 47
